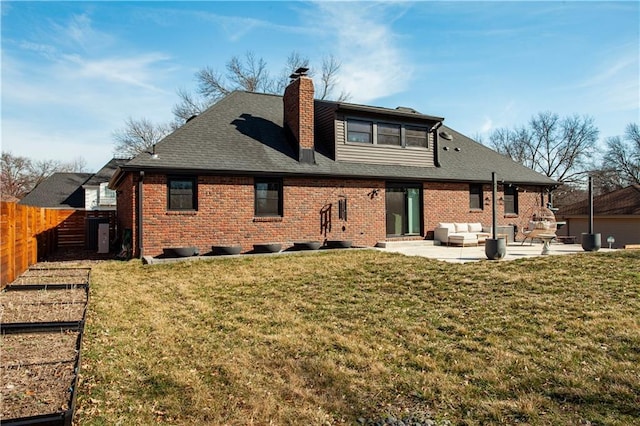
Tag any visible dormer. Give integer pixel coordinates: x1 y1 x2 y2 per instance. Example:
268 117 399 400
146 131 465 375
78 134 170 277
314 100 444 167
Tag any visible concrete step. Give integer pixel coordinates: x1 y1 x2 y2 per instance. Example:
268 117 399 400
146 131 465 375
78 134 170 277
376 240 436 248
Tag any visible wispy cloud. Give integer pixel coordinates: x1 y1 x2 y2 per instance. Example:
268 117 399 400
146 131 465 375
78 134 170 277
569 45 639 112
307 2 413 103
61 53 172 93
2 8 179 169
137 7 311 42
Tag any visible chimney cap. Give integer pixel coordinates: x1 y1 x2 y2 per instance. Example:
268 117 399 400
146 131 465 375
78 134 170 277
289 67 310 79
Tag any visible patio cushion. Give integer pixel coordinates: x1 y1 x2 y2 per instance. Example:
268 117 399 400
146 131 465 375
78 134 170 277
448 233 478 246
438 222 455 232
454 223 469 233
468 222 483 232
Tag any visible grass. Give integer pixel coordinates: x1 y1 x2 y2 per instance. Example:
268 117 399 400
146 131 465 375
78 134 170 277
76 250 640 425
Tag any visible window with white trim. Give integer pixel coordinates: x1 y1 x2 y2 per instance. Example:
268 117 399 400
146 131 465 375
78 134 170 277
98 183 117 206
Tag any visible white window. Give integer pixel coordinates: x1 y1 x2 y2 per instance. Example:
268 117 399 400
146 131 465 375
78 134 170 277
99 183 116 206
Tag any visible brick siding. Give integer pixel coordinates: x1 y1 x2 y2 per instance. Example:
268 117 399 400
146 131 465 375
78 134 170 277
283 76 315 153
116 174 547 257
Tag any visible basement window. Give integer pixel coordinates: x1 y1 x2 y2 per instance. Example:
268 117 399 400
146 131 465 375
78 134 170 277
167 177 197 211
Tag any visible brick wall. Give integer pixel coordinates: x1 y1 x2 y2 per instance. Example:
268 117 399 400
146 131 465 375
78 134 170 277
283 76 315 153
136 174 385 257
114 172 136 253
423 182 544 237
117 173 548 257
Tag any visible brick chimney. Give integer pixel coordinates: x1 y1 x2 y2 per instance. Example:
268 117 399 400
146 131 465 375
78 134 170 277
283 68 315 164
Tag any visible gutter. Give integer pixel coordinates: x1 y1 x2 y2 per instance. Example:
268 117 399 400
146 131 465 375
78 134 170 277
431 121 444 167
137 171 144 259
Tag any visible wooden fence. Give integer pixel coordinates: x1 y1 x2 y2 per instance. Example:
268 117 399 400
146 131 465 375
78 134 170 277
1 202 116 287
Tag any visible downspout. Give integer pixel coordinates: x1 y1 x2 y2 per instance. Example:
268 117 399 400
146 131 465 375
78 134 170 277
137 171 144 259
431 121 443 167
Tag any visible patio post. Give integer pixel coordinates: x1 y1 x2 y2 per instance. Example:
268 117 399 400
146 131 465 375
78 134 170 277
581 175 601 251
485 172 506 260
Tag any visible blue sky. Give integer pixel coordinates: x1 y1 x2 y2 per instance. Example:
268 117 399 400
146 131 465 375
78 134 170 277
2 1 638 171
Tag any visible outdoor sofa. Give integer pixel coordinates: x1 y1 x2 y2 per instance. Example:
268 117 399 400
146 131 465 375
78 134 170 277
434 222 492 246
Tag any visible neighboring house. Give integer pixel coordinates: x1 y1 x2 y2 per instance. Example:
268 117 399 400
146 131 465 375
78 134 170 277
110 71 557 258
19 173 94 209
556 184 640 248
82 159 129 210
20 159 128 211
19 158 128 250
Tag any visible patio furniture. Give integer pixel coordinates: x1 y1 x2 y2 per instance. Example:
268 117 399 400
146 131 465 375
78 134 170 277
538 233 556 255
434 222 491 246
448 233 479 247
517 206 558 245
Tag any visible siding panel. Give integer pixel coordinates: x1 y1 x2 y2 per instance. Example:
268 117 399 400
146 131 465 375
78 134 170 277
335 116 436 167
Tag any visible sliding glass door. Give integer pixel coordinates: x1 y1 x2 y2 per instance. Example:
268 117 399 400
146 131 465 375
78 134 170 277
386 183 422 236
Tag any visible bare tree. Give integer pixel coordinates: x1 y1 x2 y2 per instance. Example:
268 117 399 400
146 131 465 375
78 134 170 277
1 152 33 199
112 117 171 158
489 112 599 184
171 51 350 123
1 152 87 199
318 54 350 102
118 51 349 157
600 123 640 188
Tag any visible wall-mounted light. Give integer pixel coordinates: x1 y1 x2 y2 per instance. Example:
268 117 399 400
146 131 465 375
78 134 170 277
498 196 504 205
484 196 491 206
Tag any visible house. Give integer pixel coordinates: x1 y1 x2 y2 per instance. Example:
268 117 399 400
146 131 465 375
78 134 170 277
110 71 557 258
82 159 128 210
556 184 640 248
19 158 128 211
19 158 128 250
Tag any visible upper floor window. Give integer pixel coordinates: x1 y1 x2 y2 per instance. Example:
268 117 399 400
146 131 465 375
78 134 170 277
405 126 428 148
347 120 372 143
168 177 197 211
504 185 518 215
98 182 116 206
345 118 429 149
469 184 483 210
377 123 401 146
255 178 282 217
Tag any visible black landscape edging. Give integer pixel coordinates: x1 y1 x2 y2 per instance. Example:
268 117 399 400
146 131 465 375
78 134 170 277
0 411 71 426
4 283 89 291
1 268 90 426
1 322 85 426
0 321 84 334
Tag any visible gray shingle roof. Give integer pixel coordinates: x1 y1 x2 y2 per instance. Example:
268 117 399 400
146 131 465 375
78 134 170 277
119 91 556 186
84 158 130 186
19 173 92 208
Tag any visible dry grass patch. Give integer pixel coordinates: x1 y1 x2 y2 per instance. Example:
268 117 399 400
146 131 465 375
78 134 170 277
77 251 640 425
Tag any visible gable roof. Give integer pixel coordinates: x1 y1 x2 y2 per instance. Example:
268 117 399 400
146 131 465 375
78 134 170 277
557 184 640 216
116 91 556 187
19 173 92 209
84 158 130 186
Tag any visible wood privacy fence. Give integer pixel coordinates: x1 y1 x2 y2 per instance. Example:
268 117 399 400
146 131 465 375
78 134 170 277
1 202 116 287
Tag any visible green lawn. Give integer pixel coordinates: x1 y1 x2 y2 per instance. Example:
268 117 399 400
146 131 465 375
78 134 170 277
76 250 640 425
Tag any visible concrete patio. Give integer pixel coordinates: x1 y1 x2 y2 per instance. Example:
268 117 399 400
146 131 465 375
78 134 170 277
376 240 615 263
